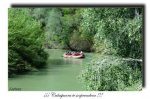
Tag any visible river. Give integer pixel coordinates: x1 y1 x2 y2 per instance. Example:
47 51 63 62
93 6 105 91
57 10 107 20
8 49 95 91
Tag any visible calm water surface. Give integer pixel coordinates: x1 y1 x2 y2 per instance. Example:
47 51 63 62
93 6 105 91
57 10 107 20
8 49 96 91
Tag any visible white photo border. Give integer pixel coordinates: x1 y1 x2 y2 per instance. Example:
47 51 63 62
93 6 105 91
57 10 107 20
0 0 149 99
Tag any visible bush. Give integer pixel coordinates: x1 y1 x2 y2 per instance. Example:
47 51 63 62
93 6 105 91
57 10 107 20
81 56 142 91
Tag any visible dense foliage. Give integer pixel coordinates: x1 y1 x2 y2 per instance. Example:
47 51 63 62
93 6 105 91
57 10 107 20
8 8 48 77
81 56 142 91
93 8 142 58
79 8 143 91
31 8 143 57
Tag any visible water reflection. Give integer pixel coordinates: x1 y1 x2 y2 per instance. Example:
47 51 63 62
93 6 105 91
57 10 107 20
48 59 67 65
63 58 83 65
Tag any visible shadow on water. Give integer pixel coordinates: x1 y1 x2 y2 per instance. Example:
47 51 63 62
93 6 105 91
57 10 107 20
22 57 84 76
47 58 83 67
47 58 70 65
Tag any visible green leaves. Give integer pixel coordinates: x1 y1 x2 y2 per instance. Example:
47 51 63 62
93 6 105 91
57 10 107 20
29 8 143 56
81 56 142 91
8 8 48 77
93 8 143 58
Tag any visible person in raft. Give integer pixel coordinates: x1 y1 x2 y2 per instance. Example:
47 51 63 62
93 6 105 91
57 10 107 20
65 51 83 55
73 51 83 56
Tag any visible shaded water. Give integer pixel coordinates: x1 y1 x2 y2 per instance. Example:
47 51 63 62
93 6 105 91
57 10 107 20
8 49 95 91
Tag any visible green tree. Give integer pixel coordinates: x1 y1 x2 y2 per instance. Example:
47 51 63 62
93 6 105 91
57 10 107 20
8 8 48 77
93 8 143 58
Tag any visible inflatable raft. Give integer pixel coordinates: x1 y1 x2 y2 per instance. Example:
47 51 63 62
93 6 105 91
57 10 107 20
63 52 85 59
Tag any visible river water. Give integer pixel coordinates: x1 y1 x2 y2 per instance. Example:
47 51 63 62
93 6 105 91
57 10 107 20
8 49 94 91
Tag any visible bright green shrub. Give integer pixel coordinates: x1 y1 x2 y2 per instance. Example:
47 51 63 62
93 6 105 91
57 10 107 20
81 56 142 91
